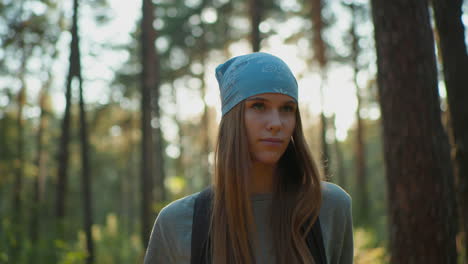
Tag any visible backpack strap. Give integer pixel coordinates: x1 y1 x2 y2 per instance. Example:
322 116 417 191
305 217 328 264
191 187 212 264
191 187 327 264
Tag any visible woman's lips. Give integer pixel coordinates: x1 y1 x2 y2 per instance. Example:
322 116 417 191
260 138 283 147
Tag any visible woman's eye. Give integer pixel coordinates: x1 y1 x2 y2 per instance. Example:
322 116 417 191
281 105 295 112
252 103 265 110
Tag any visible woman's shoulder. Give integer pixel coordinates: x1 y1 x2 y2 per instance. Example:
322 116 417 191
320 181 352 212
156 192 199 227
319 182 354 264
145 192 200 264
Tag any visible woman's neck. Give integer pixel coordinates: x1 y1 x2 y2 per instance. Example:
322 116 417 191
249 162 276 194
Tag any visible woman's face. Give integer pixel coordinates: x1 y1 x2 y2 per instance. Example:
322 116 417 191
244 93 297 165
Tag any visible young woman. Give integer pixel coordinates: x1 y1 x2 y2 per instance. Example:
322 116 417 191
144 52 353 264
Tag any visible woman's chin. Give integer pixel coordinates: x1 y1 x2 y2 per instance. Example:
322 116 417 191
252 154 282 166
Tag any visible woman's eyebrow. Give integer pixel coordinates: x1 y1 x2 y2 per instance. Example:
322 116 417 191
246 98 296 105
246 97 267 102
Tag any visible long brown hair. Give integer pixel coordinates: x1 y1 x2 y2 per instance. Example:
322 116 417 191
211 101 322 264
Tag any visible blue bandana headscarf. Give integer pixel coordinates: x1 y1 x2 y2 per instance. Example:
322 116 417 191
215 52 298 116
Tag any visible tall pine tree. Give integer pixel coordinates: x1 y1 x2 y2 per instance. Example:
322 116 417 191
371 0 457 262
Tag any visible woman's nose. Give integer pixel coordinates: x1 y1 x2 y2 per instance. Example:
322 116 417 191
266 110 282 132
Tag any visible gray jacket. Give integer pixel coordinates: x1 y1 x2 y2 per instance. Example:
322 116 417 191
144 181 354 264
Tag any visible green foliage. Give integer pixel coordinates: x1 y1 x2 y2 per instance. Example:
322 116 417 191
0 252 8 264
92 213 143 264
0 212 144 264
55 238 87 264
354 228 389 264
0 112 17 185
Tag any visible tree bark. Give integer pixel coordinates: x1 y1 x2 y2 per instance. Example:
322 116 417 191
56 77 71 222
331 114 345 188
141 0 156 248
14 81 25 223
310 0 330 178
198 19 211 187
56 1 76 223
70 0 95 262
249 0 261 52
354 91 368 223
172 84 185 186
78 75 94 264
432 0 468 259
153 111 165 204
200 82 211 187
56 0 95 261
310 0 326 68
371 0 457 262
348 2 368 224
14 87 25 225
319 107 330 178
148 3 165 204
56 0 73 229
121 116 136 235
30 74 51 252
13 53 27 260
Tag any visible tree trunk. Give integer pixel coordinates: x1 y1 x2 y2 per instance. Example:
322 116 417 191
222 1 234 58
121 116 136 235
12 55 26 260
354 95 368 224
56 0 72 240
14 86 25 226
198 20 211 187
310 0 326 68
153 116 165 204
319 107 330 179
141 0 156 248
56 0 95 261
249 0 261 52
348 2 368 224
331 114 345 188
30 75 51 255
200 83 211 187
70 0 94 262
310 0 330 178
172 84 185 186
432 0 468 259
78 77 94 264
153 107 165 203
56 4 75 224
371 0 457 262
149 3 166 204
56 82 71 223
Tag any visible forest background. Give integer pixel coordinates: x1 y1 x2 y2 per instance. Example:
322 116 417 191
0 0 467 263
